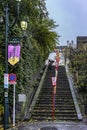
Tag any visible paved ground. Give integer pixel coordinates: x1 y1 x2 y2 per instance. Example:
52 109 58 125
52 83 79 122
16 121 87 130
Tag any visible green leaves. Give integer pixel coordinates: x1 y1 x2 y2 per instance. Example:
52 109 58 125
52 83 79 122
0 0 59 112
68 45 87 110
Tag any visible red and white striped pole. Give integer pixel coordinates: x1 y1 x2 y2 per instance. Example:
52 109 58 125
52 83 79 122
51 77 56 120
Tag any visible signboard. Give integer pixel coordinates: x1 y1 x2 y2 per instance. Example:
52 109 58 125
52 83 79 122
4 74 9 88
8 37 20 44
51 77 56 86
9 74 17 85
18 94 26 102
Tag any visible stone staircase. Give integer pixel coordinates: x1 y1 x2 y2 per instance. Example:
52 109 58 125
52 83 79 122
30 65 80 121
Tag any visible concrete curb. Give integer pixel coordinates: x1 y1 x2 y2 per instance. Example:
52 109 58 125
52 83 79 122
28 65 48 119
65 65 83 121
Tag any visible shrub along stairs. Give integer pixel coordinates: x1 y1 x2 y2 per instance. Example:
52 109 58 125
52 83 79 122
30 65 82 121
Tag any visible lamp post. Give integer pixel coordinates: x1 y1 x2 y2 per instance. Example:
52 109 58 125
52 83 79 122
20 21 27 30
0 16 4 23
4 4 9 130
20 21 28 38
3 0 21 129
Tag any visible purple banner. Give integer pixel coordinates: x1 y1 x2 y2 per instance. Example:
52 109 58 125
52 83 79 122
8 44 21 66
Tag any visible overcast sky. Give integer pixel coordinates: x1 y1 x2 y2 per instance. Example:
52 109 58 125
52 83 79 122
46 0 87 46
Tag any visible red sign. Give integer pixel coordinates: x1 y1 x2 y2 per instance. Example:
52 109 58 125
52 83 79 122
9 74 17 84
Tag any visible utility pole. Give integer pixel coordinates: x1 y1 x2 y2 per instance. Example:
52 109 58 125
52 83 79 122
4 4 9 129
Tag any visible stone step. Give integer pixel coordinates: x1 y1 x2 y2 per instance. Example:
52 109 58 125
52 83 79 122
36 99 73 105
36 98 73 102
32 113 77 117
38 95 73 98
30 66 78 121
34 106 75 110
33 109 76 113
42 93 72 95
31 116 78 121
36 100 74 105
35 104 75 108
41 89 71 92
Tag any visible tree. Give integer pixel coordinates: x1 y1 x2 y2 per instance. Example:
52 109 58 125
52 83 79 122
0 0 59 119
68 45 87 114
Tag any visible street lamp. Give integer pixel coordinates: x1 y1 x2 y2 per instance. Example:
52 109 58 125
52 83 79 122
2 0 21 129
0 16 4 23
20 21 27 38
20 21 27 30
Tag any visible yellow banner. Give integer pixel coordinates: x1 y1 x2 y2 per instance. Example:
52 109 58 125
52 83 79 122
8 57 19 66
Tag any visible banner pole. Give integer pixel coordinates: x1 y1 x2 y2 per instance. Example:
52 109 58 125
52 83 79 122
52 87 55 120
13 84 15 127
